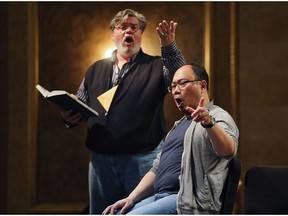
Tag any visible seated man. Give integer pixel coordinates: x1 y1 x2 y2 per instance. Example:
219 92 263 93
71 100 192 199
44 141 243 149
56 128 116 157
102 62 239 215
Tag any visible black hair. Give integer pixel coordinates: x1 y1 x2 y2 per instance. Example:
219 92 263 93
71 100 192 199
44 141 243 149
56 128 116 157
189 61 209 91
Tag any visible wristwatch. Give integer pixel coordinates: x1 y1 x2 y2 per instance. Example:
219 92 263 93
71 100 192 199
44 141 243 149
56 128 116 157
201 116 216 128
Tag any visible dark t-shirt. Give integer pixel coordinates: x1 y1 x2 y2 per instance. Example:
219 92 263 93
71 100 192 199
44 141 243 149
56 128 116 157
154 117 192 194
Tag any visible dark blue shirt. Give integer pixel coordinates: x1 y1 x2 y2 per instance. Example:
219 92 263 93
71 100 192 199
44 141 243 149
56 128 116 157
154 117 192 194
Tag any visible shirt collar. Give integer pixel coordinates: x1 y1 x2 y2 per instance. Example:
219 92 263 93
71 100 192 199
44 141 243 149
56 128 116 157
111 49 142 64
205 99 214 111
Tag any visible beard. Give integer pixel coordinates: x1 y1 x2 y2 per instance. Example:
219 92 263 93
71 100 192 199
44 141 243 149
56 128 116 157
116 42 141 58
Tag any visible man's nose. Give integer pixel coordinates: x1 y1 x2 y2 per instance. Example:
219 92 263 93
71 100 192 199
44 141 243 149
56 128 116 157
173 85 181 94
124 27 134 33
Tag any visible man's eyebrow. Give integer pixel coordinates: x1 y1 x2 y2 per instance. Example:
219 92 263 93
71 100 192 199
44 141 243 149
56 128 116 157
120 22 139 25
172 79 189 83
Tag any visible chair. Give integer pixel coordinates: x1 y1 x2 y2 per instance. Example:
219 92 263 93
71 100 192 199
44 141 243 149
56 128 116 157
220 157 242 214
244 166 288 214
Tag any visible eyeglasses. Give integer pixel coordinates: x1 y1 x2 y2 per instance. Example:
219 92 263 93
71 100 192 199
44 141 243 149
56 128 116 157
168 79 200 92
115 24 141 33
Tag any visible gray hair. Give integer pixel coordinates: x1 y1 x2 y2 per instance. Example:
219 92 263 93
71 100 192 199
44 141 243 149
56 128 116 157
110 9 147 32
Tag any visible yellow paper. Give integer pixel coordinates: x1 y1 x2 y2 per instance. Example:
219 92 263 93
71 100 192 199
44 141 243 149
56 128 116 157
97 85 118 112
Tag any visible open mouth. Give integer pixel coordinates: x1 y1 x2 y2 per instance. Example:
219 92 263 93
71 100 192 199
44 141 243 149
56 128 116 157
124 36 134 44
175 98 183 107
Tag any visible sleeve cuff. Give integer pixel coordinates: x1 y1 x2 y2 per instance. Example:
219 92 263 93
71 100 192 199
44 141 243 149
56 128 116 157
161 41 178 55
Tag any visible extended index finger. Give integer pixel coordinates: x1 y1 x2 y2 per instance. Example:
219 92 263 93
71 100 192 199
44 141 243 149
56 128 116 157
198 97 204 108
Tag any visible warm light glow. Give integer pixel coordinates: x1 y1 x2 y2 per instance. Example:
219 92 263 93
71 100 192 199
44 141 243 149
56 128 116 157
104 48 115 58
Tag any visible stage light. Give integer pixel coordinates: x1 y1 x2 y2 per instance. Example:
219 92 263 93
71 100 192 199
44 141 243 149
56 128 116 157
104 48 115 58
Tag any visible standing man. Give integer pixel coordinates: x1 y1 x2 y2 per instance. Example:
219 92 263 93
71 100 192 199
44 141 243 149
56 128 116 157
61 9 185 214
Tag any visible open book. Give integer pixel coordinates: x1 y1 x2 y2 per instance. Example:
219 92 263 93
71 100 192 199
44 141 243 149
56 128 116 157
36 84 99 118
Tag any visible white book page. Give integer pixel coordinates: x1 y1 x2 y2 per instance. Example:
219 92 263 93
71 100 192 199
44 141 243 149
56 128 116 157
36 84 50 97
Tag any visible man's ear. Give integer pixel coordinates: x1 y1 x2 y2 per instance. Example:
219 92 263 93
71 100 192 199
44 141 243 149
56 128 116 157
200 80 207 90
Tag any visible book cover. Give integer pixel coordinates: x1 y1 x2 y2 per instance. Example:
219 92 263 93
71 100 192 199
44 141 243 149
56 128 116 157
36 84 99 118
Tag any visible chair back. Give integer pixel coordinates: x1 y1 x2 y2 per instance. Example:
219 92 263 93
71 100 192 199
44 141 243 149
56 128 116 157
220 157 242 214
244 166 288 214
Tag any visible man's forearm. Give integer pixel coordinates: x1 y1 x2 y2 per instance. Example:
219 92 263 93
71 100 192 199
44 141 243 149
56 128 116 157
162 41 186 73
127 171 156 204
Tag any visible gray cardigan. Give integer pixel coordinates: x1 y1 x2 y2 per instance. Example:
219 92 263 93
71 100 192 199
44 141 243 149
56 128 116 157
151 101 239 214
